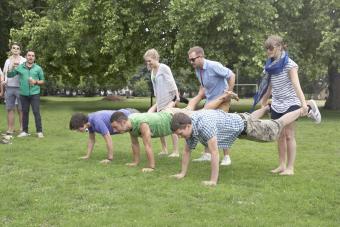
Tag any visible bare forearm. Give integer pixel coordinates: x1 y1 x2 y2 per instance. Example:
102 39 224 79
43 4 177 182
103 134 113 160
131 143 140 164
180 147 191 175
210 149 219 183
227 72 236 91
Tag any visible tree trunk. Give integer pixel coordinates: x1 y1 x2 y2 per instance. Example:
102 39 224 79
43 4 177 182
324 61 340 110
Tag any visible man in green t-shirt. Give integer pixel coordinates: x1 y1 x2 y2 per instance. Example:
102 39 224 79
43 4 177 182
110 111 173 172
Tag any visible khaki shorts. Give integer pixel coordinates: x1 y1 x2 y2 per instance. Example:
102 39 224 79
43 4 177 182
162 107 194 116
239 113 283 142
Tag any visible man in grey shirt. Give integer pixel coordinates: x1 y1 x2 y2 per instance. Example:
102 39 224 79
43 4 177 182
2 42 25 135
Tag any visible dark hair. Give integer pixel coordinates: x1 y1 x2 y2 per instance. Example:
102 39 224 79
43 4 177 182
171 113 192 132
110 111 128 123
69 113 88 130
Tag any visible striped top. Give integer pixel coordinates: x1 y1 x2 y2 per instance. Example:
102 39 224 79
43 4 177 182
270 58 300 113
151 63 178 112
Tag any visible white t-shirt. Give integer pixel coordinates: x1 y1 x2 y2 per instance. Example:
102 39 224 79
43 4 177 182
3 56 26 87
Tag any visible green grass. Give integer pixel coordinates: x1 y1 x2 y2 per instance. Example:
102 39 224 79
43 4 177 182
0 96 339 226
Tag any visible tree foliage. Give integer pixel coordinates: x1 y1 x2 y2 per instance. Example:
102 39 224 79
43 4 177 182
2 0 339 108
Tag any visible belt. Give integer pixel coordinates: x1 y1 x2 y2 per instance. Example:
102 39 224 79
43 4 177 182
239 114 247 135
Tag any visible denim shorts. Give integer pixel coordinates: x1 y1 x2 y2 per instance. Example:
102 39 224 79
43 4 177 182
270 105 301 120
5 87 21 110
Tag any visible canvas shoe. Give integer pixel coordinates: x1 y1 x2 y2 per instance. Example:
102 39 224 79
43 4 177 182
220 155 232 166
37 132 44 138
3 135 13 140
17 132 30 138
193 153 211 162
168 152 180 158
1 131 13 136
0 138 11 144
307 100 321 124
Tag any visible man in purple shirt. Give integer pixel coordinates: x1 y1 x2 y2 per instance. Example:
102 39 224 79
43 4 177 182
69 108 138 164
186 46 236 166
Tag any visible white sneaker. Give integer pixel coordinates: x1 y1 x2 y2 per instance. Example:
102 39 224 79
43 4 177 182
193 153 211 162
220 155 232 166
37 132 44 138
307 100 321 124
17 132 30 138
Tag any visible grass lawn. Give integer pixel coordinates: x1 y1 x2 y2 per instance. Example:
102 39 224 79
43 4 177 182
0 96 339 226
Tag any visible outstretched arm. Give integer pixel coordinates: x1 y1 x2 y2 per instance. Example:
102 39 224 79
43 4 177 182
140 123 155 172
127 133 141 167
80 133 96 159
202 136 219 186
289 68 308 116
99 132 114 164
171 144 191 179
186 86 205 110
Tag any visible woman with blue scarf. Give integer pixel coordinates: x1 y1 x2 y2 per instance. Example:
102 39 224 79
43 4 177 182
259 35 309 176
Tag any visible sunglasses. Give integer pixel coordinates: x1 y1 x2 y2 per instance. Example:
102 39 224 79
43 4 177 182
189 56 201 63
265 45 276 51
12 46 20 50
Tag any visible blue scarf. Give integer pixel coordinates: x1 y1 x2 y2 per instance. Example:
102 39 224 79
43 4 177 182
251 52 289 111
265 51 289 75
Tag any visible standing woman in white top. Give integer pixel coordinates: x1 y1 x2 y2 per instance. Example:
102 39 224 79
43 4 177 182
144 49 180 157
261 35 309 175
2 42 26 135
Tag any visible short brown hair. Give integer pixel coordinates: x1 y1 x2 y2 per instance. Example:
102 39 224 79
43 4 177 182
69 113 88 130
110 111 128 123
188 46 204 57
171 113 192 132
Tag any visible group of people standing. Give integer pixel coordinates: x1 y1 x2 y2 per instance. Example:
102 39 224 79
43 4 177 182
70 35 321 186
0 42 45 143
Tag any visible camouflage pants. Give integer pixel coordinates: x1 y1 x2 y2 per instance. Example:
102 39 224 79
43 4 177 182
239 113 283 142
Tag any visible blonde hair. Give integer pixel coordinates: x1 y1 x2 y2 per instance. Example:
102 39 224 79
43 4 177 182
188 46 204 56
144 48 160 61
264 35 287 50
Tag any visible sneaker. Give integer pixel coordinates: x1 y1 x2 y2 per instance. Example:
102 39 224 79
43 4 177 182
1 131 13 136
307 100 321 124
17 132 30 138
37 132 44 138
0 138 11 144
193 153 211 162
220 155 232 166
3 135 13 140
168 152 180 158
158 151 168 155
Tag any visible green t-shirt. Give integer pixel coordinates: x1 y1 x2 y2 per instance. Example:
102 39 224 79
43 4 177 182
129 112 172 138
8 63 45 96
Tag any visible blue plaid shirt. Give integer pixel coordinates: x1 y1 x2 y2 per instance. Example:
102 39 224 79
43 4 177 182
186 110 244 150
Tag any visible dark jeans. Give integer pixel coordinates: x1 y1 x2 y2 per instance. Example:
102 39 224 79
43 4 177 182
20 94 43 133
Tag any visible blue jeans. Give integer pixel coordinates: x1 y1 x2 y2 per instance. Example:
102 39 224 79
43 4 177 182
20 94 43 133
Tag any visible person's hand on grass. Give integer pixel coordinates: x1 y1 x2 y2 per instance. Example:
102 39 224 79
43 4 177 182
202 180 217 187
170 173 185 180
126 162 138 167
100 159 112 164
142 167 154 172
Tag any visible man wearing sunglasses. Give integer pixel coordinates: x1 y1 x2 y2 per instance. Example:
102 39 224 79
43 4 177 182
186 46 236 166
